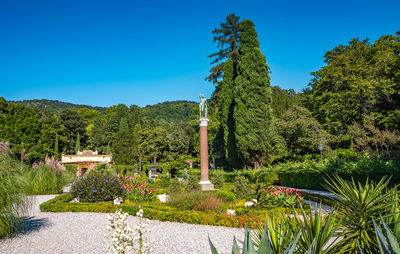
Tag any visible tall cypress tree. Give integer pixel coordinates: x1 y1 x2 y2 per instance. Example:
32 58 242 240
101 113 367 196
219 59 240 167
54 133 59 159
233 19 274 169
75 133 81 154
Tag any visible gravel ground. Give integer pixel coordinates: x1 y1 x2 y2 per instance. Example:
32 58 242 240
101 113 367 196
0 195 243 254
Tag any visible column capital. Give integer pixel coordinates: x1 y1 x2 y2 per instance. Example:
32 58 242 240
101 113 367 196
198 118 209 127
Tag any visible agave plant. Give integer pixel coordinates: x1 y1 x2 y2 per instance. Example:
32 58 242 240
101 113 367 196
209 223 301 254
324 175 398 253
358 216 400 254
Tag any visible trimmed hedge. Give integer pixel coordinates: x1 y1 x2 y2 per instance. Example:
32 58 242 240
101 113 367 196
270 155 400 190
40 193 293 228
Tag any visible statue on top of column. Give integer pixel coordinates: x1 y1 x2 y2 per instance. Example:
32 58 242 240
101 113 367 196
199 94 208 119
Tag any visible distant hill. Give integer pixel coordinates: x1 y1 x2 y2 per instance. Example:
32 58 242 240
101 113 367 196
10 99 197 122
10 99 108 114
141 100 197 122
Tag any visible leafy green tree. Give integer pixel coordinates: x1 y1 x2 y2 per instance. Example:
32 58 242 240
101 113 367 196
271 86 301 118
139 127 170 166
0 99 53 162
304 32 400 134
233 19 274 169
275 106 331 159
60 109 86 154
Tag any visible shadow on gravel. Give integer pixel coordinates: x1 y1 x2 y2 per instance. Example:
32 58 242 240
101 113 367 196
19 216 49 235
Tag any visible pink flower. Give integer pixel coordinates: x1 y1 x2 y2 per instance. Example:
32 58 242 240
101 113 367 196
141 191 145 194
128 187 131 192
264 189 269 193
131 203 136 205
151 189 155 194
273 191 278 196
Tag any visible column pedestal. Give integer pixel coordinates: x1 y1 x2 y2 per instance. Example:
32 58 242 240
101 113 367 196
198 118 214 191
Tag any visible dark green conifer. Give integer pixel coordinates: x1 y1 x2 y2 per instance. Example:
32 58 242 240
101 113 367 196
233 19 274 169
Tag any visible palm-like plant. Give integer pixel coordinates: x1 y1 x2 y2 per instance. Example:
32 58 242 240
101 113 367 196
250 216 296 254
289 205 344 254
324 175 398 253
209 223 301 254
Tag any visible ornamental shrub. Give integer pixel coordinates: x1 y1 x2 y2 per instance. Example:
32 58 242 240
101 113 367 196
232 175 252 200
211 170 225 189
215 190 236 202
185 172 199 192
23 165 66 195
169 177 182 194
122 176 156 202
0 151 28 238
72 175 124 202
168 191 223 212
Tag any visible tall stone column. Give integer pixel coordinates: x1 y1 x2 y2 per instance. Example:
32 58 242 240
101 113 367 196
198 118 214 191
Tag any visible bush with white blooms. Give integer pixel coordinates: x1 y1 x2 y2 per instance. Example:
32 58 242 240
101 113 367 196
105 198 151 254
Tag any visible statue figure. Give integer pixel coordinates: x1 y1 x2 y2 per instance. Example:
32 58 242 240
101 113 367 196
199 94 208 118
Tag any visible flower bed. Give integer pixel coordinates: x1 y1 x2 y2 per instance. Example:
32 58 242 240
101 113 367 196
40 193 299 228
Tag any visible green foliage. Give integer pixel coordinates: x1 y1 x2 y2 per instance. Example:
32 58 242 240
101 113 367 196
123 177 156 202
13 99 107 114
211 170 225 189
185 172 200 192
233 19 274 169
271 155 400 190
72 175 124 202
271 86 302 118
215 190 236 202
210 222 301 254
23 165 66 195
304 32 400 134
168 191 223 212
206 13 240 84
371 217 400 254
324 175 398 253
0 153 28 238
41 193 274 228
276 106 331 158
169 177 182 194
233 175 252 200
141 101 197 123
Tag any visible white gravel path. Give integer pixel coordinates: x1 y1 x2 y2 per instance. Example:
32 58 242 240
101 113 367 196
0 195 243 254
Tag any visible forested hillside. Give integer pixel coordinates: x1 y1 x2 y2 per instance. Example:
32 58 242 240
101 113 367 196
141 101 196 122
11 99 107 114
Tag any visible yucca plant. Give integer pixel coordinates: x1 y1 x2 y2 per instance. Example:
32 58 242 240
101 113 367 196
251 205 343 254
250 216 296 253
209 223 301 254
324 175 398 253
289 205 344 254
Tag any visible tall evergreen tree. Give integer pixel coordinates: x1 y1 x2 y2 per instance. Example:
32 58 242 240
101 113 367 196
233 19 274 169
54 133 59 159
219 59 240 167
75 133 81 154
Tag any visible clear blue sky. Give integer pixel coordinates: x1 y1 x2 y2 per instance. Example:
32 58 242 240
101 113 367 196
0 0 399 107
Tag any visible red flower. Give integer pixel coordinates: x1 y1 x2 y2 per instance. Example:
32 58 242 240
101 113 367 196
151 189 155 194
296 193 301 198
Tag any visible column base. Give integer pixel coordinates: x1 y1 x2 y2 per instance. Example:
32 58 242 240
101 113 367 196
199 180 214 191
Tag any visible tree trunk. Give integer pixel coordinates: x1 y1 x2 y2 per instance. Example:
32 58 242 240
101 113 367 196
252 152 261 170
139 153 142 171
153 151 157 167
